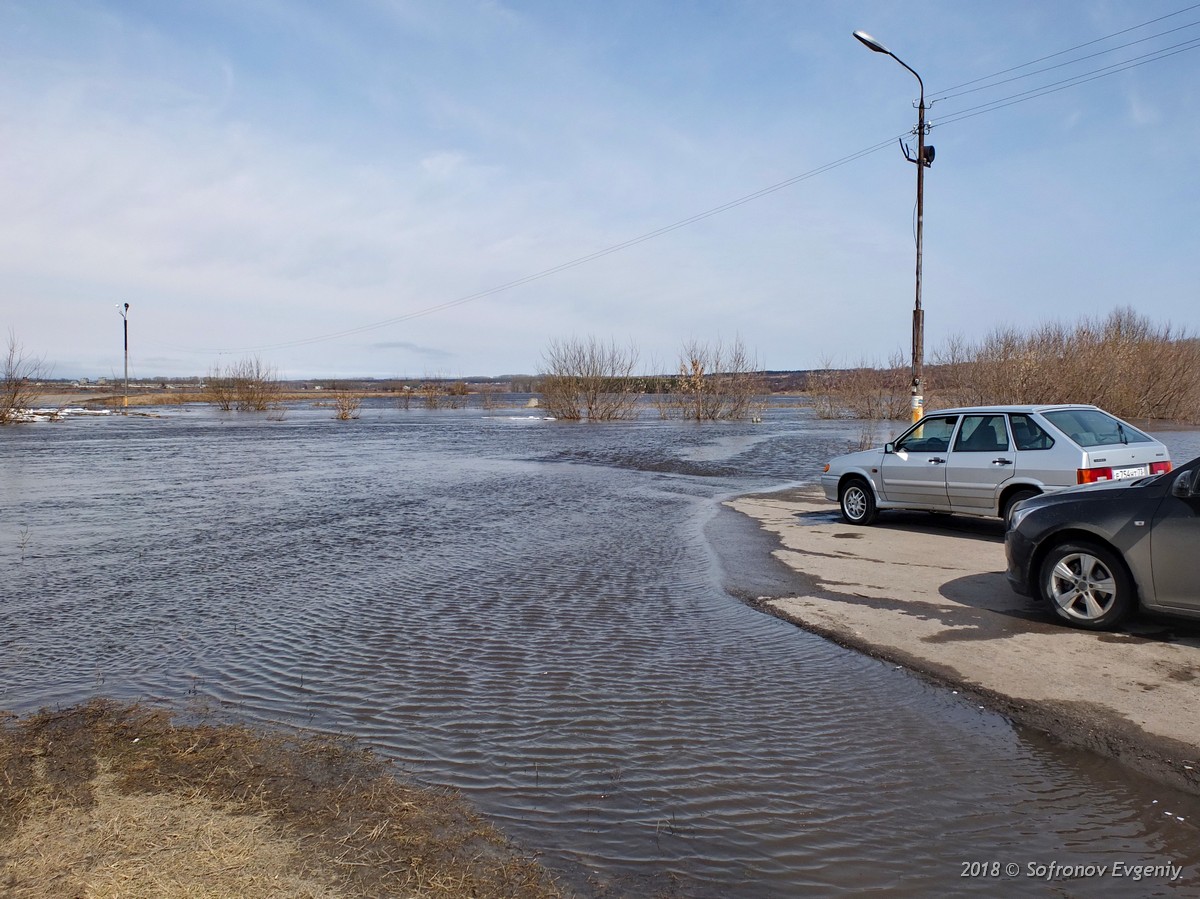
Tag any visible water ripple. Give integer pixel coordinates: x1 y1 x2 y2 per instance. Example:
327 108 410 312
2 405 1200 896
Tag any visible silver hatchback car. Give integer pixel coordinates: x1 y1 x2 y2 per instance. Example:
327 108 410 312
821 405 1172 525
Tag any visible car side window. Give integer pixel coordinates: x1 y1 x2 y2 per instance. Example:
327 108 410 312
1009 414 1054 451
953 415 1010 453
895 415 959 453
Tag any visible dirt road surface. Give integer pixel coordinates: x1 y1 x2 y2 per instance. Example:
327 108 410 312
728 486 1200 796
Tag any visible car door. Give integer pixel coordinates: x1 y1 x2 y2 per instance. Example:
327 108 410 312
1147 468 1200 612
946 414 1015 512
879 414 959 508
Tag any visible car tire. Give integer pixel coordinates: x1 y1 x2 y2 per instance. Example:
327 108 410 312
1002 488 1039 523
839 478 878 525
1038 541 1134 630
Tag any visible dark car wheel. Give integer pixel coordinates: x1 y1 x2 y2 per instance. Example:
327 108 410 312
839 478 878 525
1038 541 1134 630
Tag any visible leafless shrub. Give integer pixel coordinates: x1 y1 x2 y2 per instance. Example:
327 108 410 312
810 351 910 421
205 357 284 412
931 308 1200 421
446 381 469 409
659 337 765 421
333 391 363 420
479 384 502 410
538 337 641 421
1 332 46 425
204 366 237 411
420 381 442 409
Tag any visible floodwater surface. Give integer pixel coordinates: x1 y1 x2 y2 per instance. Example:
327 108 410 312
3 402 1200 897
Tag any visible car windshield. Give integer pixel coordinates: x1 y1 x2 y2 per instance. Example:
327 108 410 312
1042 409 1153 448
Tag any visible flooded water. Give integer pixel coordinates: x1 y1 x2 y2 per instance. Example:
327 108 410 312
3 401 1200 896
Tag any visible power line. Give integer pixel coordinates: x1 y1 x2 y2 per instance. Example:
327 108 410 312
931 20 1200 104
934 38 1200 128
182 137 901 354
929 1 1200 97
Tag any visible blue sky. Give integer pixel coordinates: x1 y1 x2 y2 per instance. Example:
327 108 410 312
2 1 1198 379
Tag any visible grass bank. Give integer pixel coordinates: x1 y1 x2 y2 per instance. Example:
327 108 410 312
0 700 563 898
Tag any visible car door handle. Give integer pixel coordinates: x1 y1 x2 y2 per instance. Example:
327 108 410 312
992 458 1013 466
928 457 946 465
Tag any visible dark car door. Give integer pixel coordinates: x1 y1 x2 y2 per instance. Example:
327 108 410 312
1148 468 1200 612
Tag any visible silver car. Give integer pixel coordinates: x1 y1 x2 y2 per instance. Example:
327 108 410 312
821 405 1172 525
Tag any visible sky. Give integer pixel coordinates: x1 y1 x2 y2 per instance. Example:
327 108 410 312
2 1 1198 380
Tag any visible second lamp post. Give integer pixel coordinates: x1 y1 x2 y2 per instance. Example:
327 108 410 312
854 30 934 422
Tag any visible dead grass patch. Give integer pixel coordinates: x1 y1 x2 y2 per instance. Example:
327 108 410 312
0 700 562 899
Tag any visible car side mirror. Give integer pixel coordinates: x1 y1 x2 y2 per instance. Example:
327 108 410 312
1172 470 1197 498
884 442 895 454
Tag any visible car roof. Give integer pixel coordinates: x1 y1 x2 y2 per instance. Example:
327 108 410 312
924 404 1102 416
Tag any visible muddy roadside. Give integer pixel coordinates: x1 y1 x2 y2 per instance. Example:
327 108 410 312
725 485 1200 798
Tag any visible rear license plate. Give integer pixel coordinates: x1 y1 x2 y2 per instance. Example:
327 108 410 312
1113 465 1148 479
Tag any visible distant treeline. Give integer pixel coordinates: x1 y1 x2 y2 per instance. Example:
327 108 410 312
7 308 1196 425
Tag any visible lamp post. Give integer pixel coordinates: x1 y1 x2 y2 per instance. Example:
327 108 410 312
853 30 934 422
117 303 129 410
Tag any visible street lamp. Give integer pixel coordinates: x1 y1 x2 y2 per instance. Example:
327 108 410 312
853 30 934 422
117 303 129 410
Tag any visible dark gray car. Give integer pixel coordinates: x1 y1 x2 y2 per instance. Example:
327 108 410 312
1005 454 1200 629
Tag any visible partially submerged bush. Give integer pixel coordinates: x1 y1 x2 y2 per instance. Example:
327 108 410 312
811 352 910 422
538 336 641 421
206 356 284 412
655 337 765 421
1 332 46 425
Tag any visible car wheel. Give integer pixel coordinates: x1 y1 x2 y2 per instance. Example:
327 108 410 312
839 478 878 525
1038 541 1133 630
1002 488 1038 523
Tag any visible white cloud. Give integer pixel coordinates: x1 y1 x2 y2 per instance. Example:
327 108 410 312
2 1 1199 379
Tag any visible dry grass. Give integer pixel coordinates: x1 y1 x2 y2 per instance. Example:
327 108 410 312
810 309 1200 424
0 701 563 899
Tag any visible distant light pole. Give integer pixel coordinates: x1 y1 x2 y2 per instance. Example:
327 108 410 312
117 303 130 410
853 30 934 422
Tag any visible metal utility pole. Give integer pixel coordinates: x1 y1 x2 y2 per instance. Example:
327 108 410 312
118 303 130 410
853 30 934 422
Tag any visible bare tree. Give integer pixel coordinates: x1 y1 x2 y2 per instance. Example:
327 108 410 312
446 380 469 409
420 381 442 409
333 391 363 420
232 356 283 411
204 365 237 411
929 308 1200 422
661 337 764 421
205 356 284 412
809 351 910 422
1 332 47 425
539 337 641 421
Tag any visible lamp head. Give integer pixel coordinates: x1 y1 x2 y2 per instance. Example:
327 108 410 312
853 30 891 55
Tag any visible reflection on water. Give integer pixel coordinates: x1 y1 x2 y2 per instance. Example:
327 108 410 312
2 402 1199 896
